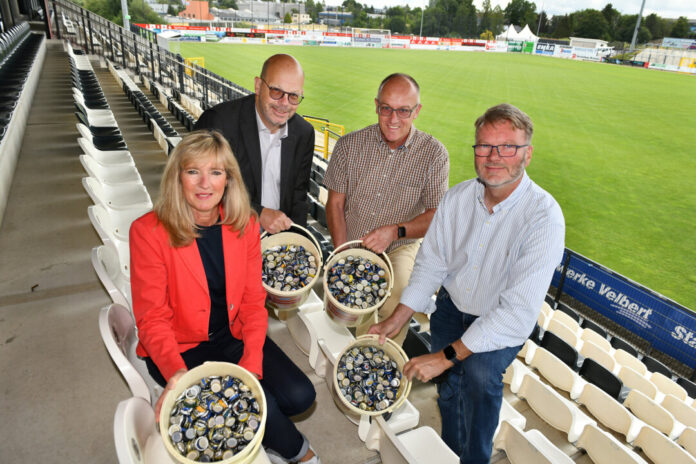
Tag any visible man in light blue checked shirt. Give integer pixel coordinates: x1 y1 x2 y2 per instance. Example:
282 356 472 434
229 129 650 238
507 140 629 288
370 103 565 464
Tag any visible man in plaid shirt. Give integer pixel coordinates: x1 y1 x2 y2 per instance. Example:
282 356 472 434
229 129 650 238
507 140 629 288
324 73 449 344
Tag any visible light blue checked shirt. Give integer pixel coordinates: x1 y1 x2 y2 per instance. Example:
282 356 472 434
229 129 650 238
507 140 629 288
401 172 565 352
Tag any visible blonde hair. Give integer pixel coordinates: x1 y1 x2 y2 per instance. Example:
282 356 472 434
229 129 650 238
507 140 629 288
154 130 253 247
475 103 534 143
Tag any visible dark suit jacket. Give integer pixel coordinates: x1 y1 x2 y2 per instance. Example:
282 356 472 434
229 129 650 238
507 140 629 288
194 94 315 226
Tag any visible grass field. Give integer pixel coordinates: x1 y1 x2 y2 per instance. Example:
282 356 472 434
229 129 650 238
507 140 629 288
179 43 696 310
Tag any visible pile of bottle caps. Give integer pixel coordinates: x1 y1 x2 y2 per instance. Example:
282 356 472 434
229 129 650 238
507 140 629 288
262 245 318 292
326 255 388 309
336 345 403 412
166 375 261 462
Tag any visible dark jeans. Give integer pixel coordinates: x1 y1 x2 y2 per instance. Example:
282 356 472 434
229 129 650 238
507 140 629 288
146 332 316 461
430 288 521 464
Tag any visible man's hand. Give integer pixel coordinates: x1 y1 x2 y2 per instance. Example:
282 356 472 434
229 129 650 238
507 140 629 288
368 304 414 344
361 224 398 254
260 208 292 234
155 368 187 422
403 352 453 382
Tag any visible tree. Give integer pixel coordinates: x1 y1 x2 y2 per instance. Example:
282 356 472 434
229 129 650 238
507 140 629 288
83 0 162 25
478 0 492 34
601 3 620 40
387 15 405 33
550 14 573 39
644 13 668 40
218 0 237 9
616 14 651 44
671 16 690 38
504 0 536 27
305 0 323 23
283 12 292 23
573 9 610 40
480 29 493 40
536 11 549 36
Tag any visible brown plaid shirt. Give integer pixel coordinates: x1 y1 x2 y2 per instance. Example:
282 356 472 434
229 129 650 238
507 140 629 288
324 124 449 253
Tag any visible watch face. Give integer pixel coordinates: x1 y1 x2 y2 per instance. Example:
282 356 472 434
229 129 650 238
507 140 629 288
444 344 456 361
398 226 406 238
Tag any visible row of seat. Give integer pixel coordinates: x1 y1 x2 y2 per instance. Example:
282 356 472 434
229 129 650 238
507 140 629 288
538 303 696 402
0 23 44 143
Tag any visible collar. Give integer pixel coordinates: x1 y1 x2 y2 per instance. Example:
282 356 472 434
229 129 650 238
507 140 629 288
476 171 531 213
371 123 417 150
255 107 289 139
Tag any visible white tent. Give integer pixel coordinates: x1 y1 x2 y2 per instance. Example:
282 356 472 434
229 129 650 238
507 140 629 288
496 25 521 41
517 24 538 41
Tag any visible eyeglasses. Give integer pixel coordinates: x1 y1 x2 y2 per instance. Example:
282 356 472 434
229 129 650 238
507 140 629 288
472 144 529 157
260 78 304 105
378 103 419 119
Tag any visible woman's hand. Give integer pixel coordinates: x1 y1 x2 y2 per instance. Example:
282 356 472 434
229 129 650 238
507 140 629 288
155 368 187 422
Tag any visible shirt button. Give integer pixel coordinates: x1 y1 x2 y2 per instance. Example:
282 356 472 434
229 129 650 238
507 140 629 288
486 220 491 225
473 266 478 270
466 288 471 292
479 244 483 248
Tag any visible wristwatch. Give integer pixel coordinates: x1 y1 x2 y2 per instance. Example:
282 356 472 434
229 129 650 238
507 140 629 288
397 224 406 239
443 344 457 362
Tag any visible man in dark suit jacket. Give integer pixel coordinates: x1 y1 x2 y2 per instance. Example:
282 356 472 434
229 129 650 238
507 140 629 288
194 54 315 233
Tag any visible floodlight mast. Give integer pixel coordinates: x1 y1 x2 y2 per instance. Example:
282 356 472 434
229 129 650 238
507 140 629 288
629 0 647 52
121 0 129 30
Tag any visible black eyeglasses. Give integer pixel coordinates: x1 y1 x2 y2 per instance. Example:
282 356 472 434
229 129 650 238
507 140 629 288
378 103 419 119
472 144 529 157
260 78 304 105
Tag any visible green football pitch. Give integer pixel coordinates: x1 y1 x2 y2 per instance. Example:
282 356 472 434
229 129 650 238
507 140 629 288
179 43 696 310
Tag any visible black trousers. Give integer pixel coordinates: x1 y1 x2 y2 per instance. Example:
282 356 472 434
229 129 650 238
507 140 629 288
146 332 316 459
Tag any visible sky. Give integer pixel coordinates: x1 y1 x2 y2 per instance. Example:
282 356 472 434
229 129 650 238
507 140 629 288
321 0 696 20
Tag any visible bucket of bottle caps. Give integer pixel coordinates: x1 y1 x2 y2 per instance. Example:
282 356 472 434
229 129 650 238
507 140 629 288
322 240 394 327
261 223 323 312
159 362 267 464
333 335 411 417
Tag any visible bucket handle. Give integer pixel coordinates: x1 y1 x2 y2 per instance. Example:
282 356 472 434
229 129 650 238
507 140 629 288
324 240 395 293
260 222 323 263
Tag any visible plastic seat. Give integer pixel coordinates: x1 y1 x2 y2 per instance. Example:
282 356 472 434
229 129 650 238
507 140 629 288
545 318 580 350
498 397 527 432
92 240 131 308
677 427 696 459
82 177 152 211
364 415 459 464
678 377 696 399
556 304 581 322
575 382 645 443
298 309 354 375
88 204 148 244
642 355 673 378
516 374 596 443
527 346 585 398
99 303 162 405
492 420 573 464
550 310 582 337
610 336 639 357
113 397 174 463
516 338 537 361
618 366 659 400
503 358 539 394
580 339 618 375
624 389 685 439
662 394 696 429
633 425 696 464
80 154 142 185
580 318 608 339
614 349 648 376
580 327 612 352
579 357 623 400
575 423 649 464
539 330 578 370
528 323 541 344
281 290 324 354
79 137 134 166
652 372 688 401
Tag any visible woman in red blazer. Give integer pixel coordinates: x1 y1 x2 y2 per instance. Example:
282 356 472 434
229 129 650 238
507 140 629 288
130 130 320 464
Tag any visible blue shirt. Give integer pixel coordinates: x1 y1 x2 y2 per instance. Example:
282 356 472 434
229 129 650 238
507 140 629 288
401 172 565 352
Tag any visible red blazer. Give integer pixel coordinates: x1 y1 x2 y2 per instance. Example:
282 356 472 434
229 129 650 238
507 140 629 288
129 211 268 381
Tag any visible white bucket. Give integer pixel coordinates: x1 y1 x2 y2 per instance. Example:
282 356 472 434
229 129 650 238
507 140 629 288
333 335 411 416
159 362 267 464
322 240 393 327
261 223 323 312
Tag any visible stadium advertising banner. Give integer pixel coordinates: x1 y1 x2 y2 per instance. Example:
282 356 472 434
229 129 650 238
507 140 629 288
552 251 696 368
523 41 535 53
535 42 555 55
662 37 696 50
507 41 523 52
